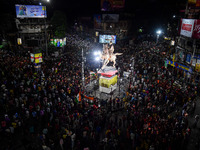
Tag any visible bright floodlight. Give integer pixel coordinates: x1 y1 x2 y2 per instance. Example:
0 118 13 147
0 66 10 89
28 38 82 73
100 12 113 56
173 15 176 18
39 2 42 5
95 57 100 61
156 30 162 35
47 0 50 2
94 51 101 56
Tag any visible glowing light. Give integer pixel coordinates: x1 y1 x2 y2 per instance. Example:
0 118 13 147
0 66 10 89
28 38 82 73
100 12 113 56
156 30 162 35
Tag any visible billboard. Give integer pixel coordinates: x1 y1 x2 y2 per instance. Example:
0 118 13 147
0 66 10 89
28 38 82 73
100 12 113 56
94 14 101 29
180 19 195 38
102 14 119 22
101 0 125 11
99 35 117 44
15 4 47 18
180 19 200 39
50 39 66 47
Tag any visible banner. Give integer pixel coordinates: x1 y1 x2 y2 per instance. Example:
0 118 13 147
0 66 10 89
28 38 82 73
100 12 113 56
180 19 195 38
94 14 101 29
99 75 117 88
102 14 119 22
168 60 192 72
34 53 43 63
15 4 47 18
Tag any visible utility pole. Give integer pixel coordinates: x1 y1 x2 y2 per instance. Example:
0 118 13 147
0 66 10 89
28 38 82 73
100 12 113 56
82 48 85 91
44 18 48 57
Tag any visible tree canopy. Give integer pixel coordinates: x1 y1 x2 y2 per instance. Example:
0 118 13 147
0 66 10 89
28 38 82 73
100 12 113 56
50 11 67 38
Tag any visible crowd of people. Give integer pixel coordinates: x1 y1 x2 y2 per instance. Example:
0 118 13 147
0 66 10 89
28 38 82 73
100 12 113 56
0 36 200 150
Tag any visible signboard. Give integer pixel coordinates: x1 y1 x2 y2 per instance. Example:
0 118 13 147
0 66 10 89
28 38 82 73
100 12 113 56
15 4 47 18
99 35 117 44
186 54 191 63
35 53 43 63
101 0 125 11
94 14 101 29
180 19 195 38
102 14 119 22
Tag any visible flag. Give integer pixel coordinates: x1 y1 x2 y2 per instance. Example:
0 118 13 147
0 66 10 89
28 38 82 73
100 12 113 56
90 71 96 76
75 91 81 103
84 95 94 100
58 62 61 66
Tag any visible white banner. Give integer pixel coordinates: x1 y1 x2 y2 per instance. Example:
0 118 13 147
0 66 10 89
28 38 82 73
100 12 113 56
180 19 195 38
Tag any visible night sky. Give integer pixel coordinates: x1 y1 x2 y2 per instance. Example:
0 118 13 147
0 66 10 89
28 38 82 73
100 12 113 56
0 0 186 32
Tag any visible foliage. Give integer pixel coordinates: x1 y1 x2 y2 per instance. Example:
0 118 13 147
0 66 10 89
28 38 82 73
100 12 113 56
50 11 67 38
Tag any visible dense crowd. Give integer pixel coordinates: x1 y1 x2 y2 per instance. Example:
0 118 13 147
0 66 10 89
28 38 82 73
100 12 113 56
0 37 200 150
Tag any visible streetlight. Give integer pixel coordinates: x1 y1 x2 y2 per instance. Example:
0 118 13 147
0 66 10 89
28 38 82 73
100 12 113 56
156 30 162 44
94 51 102 69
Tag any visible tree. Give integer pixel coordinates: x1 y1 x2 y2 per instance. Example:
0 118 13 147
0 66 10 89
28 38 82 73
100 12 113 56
49 11 67 38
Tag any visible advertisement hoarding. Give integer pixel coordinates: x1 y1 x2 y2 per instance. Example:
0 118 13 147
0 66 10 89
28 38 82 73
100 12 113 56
102 14 119 22
99 35 117 44
193 19 200 39
15 4 47 18
180 19 195 38
94 14 101 29
50 39 66 47
101 0 125 11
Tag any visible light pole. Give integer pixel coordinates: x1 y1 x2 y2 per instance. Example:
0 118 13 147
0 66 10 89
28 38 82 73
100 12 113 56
156 30 162 44
118 78 122 98
82 48 85 91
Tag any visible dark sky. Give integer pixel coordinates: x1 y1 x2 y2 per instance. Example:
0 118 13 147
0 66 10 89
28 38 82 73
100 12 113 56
0 0 186 32
0 0 185 19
